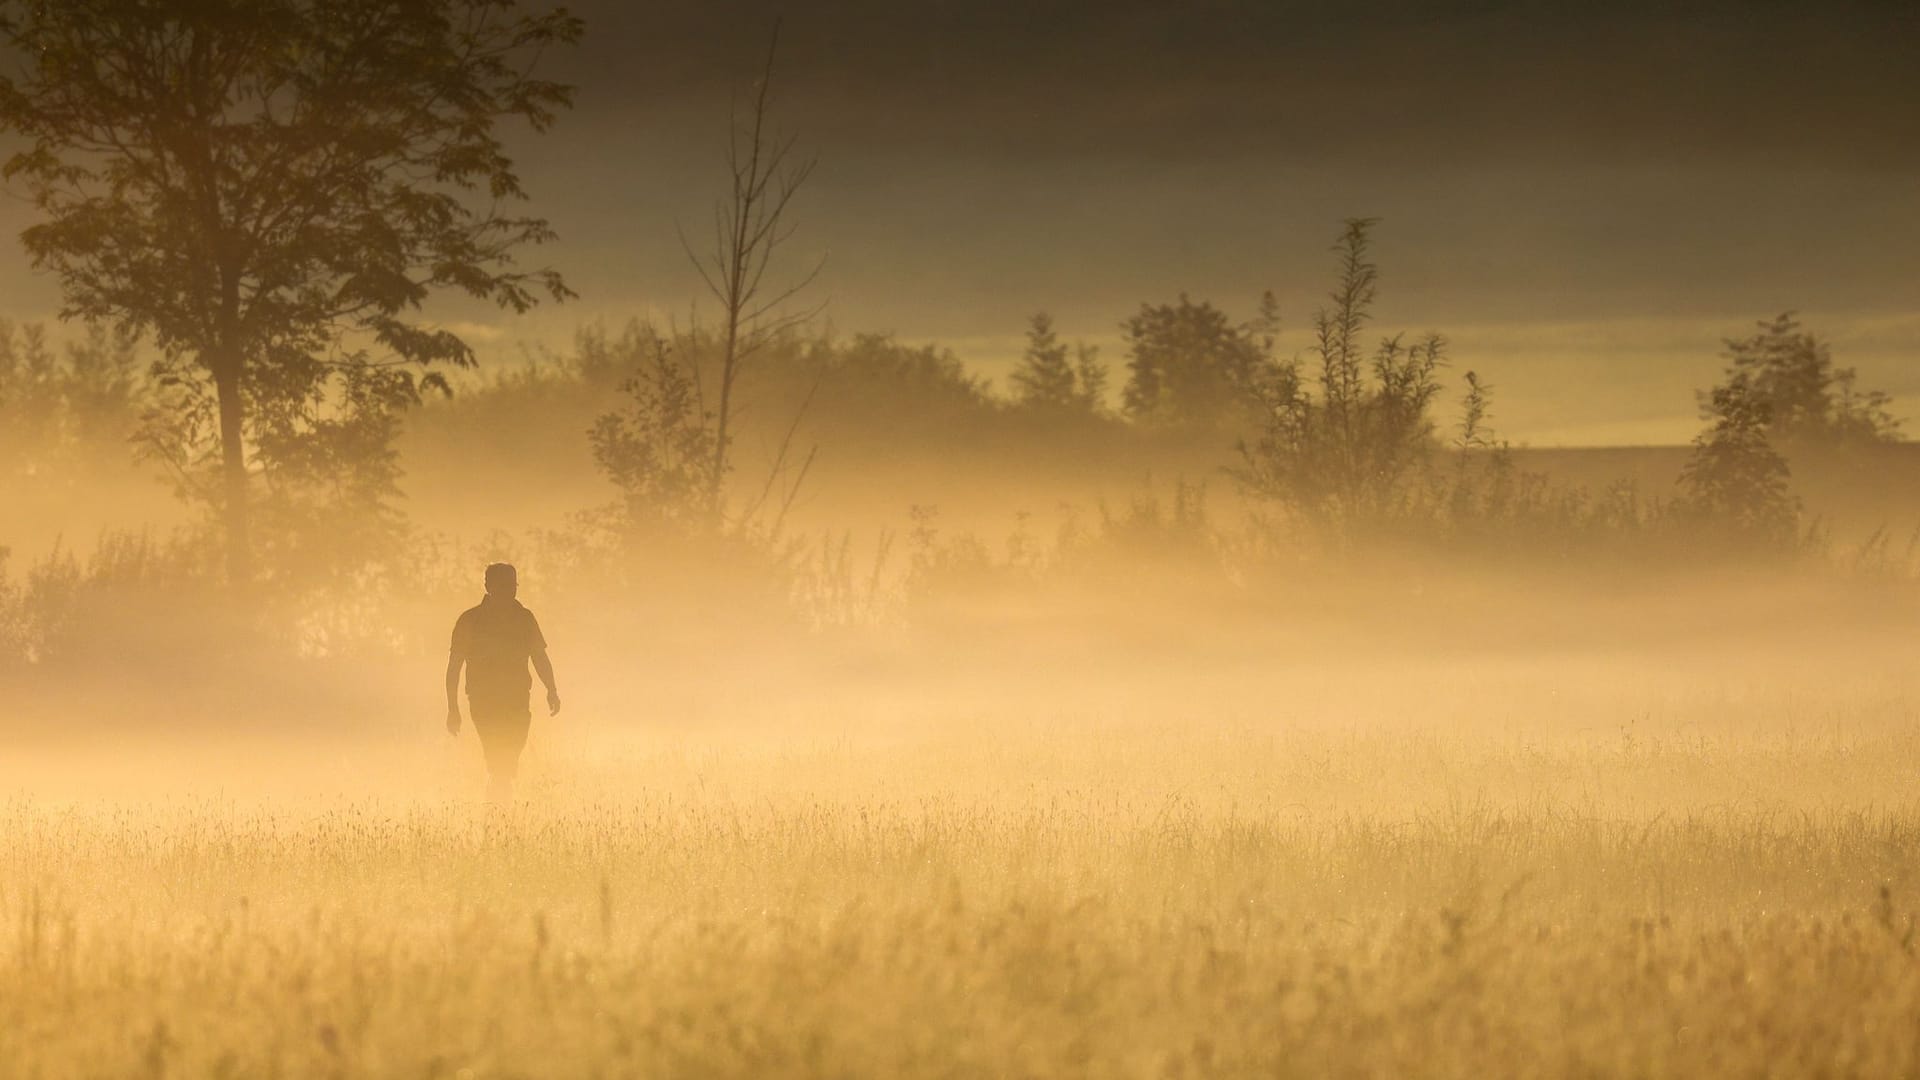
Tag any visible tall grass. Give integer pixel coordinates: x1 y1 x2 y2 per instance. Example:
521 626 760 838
6 711 1920 1078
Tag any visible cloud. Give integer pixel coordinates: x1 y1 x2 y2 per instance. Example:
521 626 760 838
562 0 1920 169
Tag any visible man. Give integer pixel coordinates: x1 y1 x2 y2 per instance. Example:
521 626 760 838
446 563 561 802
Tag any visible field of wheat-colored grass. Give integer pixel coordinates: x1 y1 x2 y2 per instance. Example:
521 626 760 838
7 652 1920 1079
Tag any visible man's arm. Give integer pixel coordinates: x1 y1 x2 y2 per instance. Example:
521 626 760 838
445 654 465 734
532 649 560 716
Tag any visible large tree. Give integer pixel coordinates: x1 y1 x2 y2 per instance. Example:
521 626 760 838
0 0 582 586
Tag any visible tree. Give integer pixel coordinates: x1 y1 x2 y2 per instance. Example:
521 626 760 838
1234 219 1448 524
1073 342 1109 412
1120 295 1266 427
588 326 718 537
1010 312 1106 412
1011 312 1075 408
1315 219 1378 443
0 0 583 587
678 21 822 526
247 357 419 589
1678 373 1799 548
0 321 143 479
1710 313 1900 449
0 323 61 463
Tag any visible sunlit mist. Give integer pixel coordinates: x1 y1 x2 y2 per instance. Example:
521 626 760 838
3 2 1918 1077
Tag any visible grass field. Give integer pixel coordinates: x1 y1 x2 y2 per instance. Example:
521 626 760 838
6 649 1920 1079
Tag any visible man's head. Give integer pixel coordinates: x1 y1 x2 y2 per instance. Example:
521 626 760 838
484 562 518 600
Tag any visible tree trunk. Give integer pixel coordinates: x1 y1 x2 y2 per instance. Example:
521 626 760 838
212 355 252 589
708 322 737 527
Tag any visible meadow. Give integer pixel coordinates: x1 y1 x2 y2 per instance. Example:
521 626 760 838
6 630 1920 1079
7 275 1918 1079
0 6 1911 1072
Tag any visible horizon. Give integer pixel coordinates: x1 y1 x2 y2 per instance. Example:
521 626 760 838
4 5 1920 1076
1 0 1915 447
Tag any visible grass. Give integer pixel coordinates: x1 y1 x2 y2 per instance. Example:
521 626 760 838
6 686 1920 1079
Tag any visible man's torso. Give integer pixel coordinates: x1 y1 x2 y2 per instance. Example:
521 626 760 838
451 598 545 713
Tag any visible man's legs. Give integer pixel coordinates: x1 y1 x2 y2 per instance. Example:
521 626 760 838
470 703 532 803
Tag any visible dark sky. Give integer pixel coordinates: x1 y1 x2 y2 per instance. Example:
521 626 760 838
569 0 1920 167
6 0 1918 442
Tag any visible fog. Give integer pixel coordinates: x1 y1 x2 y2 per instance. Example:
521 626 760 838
6 310 1918 804
4 3 1920 1073
8 208 1920 1080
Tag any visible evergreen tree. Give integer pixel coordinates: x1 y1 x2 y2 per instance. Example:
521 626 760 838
1073 343 1109 412
1011 313 1078 409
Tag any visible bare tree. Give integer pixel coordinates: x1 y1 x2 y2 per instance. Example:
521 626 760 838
679 21 824 525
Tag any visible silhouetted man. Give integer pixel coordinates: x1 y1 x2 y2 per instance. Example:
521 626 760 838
446 563 560 802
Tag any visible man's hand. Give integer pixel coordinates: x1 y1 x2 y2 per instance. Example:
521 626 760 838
446 705 462 735
546 688 562 717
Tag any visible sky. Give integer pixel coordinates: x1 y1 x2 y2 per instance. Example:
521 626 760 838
3 0 1917 444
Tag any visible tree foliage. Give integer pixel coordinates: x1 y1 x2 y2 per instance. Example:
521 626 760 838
1012 312 1073 408
1678 374 1800 548
591 24 818 541
587 327 719 536
1120 295 1266 427
0 321 145 487
1073 342 1109 413
1234 219 1448 524
1710 313 1900 450
1011 312 1107 412
0 0 582 586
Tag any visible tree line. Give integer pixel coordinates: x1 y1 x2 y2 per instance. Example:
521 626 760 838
0 0 1905 612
